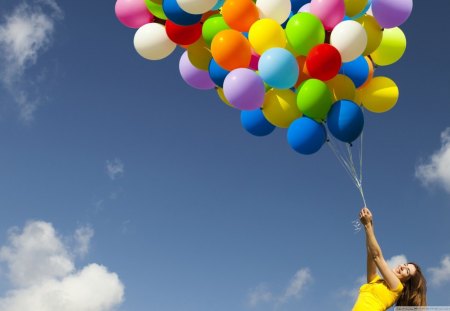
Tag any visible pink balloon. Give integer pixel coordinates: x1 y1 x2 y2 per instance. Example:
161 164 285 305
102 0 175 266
249 50 260 71
310 0 345 31
115 0 154 29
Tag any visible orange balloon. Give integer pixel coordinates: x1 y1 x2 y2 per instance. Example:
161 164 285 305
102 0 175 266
221 0 259 32
211 29 251 71
294 56 312 88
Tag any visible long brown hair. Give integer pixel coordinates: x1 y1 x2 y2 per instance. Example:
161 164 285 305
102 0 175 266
396 262 427 306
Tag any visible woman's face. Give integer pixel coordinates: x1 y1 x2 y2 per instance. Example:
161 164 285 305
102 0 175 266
393 263 416 282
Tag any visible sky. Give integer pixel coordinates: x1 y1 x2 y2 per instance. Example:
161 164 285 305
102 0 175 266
0 0 449 311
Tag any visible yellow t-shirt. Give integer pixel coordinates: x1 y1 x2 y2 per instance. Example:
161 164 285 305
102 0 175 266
352 275 404 311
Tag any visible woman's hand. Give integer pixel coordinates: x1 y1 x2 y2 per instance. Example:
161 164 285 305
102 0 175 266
359 207 373 226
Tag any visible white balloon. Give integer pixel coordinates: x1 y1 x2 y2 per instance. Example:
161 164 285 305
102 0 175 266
134 23 176 61
176 0 217 14
330 20 367 62
256 0 291 24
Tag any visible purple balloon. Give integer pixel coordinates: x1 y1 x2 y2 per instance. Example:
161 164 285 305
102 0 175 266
372 0 413 29
223 69 265 110
179 52 215 90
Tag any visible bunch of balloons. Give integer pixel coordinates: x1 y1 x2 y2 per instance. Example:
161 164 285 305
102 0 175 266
115 0 412 155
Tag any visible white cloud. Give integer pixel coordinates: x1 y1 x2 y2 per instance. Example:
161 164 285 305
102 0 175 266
106 159 125 181
386 254 408 270
428 255 450 286
247 267 312 308
415 128 450 193
73 226 94 258
0 221 124 311
0 0 63 121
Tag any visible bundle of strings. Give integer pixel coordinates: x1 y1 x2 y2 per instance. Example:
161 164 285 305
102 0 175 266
326 128 366 233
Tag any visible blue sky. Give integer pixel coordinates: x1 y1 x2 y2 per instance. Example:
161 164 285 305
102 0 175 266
0 0 449 310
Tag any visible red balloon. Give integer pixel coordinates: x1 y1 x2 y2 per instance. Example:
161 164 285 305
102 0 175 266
306 44 342 81
165 20 202 45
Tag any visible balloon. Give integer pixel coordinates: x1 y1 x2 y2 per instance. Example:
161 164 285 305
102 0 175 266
223 68 266 110
262 89 302 128
165 20 202 45
115 0 154 28
241 109 276 136
145 0 167 20
287 117 327 154
258 48 299 89
162 0 202 26
294 56 312 88
290 0 311 13
354 76 399 113
187 37 212 70
134 23 177 60
249 50 260 70
222 0 260 32
256 0 292 24
339 56 370 88
211 30 252 71
306 43 342 81
177 0 218 14
202 14 229 46
310 0 345 31
351 0 372 20
359 56 374 88
208 59 229 87
248 19 287 55
216 87 234 108
327 100 364 143
370 27 406 66
344 0 368 18
299 3 311 12
330 20 367 62
179 52 216 90
297 79 333 120
285 13 325 56
325 74 356 101
371 0 413 28
356 15 382 55
212 0 225 10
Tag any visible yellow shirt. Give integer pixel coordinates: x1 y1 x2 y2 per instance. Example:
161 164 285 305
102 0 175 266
352 275 404 311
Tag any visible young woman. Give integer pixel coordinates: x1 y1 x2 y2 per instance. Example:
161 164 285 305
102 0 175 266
352 207 427 310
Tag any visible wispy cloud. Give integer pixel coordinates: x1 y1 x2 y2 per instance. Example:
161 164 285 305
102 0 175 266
106 159 124 181
0 221 124 311
247 267 312 308
428 255 450 286
73 226 94 258
0 0 63 121
415 128 450 193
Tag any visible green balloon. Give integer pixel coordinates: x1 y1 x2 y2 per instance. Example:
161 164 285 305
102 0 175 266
297 79 333 120
202 14 230 46
285 13 325 56
145 0 167 20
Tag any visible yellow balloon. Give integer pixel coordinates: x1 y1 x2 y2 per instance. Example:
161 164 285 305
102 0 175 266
188 37 212 70
216 87 234 108
370 27 406 66
354 76 399 113
344 0 368 17
325 75 356 102
248 18 286 55
357 15 382 55
262 89 301 128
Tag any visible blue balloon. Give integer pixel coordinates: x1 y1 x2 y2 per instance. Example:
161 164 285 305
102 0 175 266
281 12 294 29
212 0 225 10
287 117 326 155
209 59 229 88
290 0 311 13
241 109 276 137
327 100 364 143
339 56 369 88
163 0 202 26
258 48 299 89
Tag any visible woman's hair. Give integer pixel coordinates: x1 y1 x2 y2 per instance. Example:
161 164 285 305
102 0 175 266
396 262 427 306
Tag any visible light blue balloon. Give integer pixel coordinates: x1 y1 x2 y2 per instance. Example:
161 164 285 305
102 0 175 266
212 0 225 10
258 48 299 89
327 100 364 143
287 117 326 155
241 109 276 137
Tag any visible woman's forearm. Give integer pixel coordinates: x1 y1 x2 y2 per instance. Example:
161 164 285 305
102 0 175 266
365 223 382 259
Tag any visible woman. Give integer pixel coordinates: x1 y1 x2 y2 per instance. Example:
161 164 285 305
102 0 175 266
352 207 427 310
